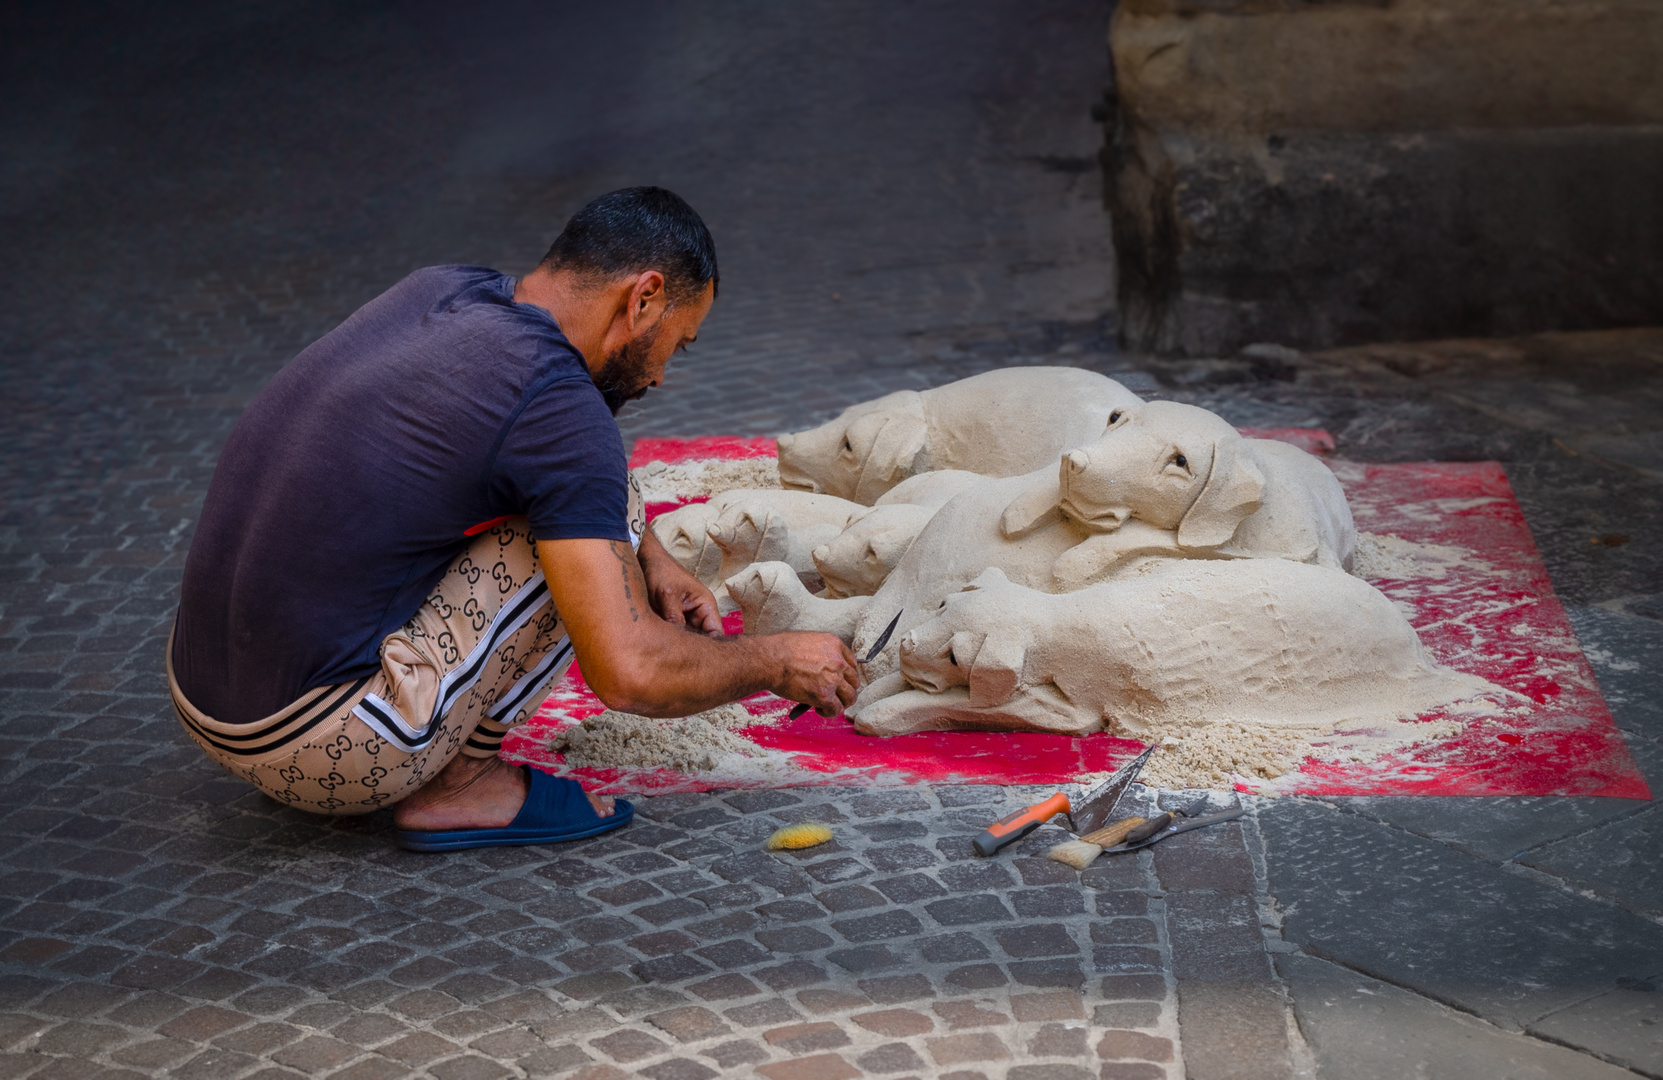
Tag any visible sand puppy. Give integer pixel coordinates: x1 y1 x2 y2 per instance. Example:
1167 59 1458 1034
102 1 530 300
849 561 1497 738
727 465 1094 672
813 470 984 597
706 490 866 588
649 493 752 587
1000 400 1355 587
776 368 1142 503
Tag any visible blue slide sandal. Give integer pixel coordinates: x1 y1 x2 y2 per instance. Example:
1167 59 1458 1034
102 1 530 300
394 766 633 852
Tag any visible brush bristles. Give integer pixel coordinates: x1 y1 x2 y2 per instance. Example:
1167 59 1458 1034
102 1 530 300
1046 838 1104 871
765 823 833 851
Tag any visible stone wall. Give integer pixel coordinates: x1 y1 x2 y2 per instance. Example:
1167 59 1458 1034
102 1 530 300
1103 0 1663 355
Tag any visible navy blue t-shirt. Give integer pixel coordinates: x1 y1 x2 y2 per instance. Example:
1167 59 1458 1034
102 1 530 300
172 266 632 726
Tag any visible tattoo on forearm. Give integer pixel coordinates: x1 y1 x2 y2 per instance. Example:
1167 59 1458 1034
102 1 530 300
611 541 642 622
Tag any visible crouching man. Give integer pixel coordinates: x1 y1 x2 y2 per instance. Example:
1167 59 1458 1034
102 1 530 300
168 187 859 851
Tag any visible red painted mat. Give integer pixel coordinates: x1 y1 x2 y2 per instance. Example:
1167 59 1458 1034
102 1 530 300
502 436 1650 799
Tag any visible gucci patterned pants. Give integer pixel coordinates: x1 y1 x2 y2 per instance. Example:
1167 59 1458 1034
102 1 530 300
167 519 572 815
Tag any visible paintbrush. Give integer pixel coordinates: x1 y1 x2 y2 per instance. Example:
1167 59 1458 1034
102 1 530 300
1048 806 1249 869
1046 815 1158 870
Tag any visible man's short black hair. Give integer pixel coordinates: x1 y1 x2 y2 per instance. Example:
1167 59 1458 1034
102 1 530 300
540 186 718 304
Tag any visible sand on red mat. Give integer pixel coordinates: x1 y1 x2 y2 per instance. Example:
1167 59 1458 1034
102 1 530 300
501 435 1650 799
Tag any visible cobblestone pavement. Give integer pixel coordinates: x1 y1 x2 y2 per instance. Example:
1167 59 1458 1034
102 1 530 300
3 1 1663 1078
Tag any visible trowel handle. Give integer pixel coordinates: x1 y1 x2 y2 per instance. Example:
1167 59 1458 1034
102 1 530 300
973 791 1071 857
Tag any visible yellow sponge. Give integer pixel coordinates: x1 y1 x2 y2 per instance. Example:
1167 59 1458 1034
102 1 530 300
765 823 833 851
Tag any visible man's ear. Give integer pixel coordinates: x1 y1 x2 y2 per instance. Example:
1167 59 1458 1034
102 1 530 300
1001 475 1063 539
627 270 668 330
1177 439 1264 548
967 629 1026 708
854 407 929 503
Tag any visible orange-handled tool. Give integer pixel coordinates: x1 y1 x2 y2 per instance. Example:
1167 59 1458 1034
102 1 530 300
972 791 1072 857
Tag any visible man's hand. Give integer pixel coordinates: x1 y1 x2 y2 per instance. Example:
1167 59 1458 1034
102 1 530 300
771 632 862 717
539 537 861 718
636 528 722 636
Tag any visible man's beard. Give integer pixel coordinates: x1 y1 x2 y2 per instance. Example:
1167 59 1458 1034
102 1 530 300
593 328 660 415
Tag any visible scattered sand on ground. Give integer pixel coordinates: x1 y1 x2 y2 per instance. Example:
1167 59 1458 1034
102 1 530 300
551 703 783 773
1135 714 1468 790
1137 720 1324 789
1352 531 1492 580
633 457 781 502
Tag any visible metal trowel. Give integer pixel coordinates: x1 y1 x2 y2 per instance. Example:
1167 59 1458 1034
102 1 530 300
972 745 1156 857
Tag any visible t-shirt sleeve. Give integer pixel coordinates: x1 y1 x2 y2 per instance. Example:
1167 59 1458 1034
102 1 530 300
490 376 634 544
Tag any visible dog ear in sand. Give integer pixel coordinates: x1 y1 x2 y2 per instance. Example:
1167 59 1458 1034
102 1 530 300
811 470 984 597
648 495 747 588
775 368 1142 503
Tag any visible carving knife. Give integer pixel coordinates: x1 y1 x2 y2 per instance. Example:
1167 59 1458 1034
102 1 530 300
788 608 904 719
972 745 1156 857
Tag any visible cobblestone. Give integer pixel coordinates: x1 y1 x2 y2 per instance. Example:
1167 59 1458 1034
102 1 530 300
8 1 1660 1079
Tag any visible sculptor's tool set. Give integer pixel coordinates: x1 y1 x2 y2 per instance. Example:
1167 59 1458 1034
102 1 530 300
972 745 1246 868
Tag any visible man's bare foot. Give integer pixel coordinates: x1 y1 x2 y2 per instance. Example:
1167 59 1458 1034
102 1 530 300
393 755 614 831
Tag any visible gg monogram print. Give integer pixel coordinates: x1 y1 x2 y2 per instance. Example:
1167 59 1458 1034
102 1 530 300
166 500 639 815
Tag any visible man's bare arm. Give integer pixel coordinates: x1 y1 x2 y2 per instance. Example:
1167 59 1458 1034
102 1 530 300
539 537 859 718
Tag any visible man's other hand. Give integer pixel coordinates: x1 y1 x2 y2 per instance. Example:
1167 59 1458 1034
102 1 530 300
636 528 722 635
772 631 862 717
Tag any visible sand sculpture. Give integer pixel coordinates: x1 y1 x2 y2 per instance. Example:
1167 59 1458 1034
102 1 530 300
729 401 1354 674
1002 400 1356 587
847 560 1495 737
651 490 864 589
633 371 1480 762
812 470 984 596
776 367 1142 503
706 491 866 588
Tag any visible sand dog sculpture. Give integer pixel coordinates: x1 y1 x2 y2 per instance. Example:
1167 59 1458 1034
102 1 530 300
1001 400 1356 588
812 470 984 596
847 560 1496 737
706 490 866 588
776 367 1143 503
648 494 748 588
651 490 865 590
730 403 1356 676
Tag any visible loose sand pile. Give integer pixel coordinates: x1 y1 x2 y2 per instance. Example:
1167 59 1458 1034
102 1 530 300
633 457 781 503
551 703 782 773
1137 714 1468 790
